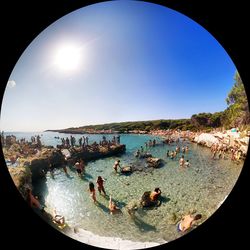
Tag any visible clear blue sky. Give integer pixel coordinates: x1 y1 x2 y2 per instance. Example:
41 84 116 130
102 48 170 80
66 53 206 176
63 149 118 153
1 0 236 132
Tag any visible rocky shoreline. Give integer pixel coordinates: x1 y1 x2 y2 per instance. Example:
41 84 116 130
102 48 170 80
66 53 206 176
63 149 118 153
3 137 126 200
150 129 249 157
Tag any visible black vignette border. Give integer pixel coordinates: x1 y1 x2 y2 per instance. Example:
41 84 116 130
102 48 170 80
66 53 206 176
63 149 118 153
0 1 249 250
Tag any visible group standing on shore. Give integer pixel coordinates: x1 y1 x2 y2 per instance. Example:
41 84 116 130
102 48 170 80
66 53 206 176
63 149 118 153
59 135 121 151
210 142 243 163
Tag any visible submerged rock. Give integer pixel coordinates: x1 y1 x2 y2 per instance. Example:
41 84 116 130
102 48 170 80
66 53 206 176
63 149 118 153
140 191 161 207
146 157 162 168
121 165 132 174
139 153 152 159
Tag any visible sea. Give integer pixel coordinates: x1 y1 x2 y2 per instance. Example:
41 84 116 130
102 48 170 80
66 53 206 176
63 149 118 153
2 131 244 245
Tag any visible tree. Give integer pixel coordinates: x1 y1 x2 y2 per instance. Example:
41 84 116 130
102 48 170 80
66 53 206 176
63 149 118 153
223 71 250 128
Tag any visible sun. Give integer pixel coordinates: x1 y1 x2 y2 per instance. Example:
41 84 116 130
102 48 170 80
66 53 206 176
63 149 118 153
54 44 82 72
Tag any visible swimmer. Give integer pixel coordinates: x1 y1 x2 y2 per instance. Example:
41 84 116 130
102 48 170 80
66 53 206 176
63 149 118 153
177 214 202 232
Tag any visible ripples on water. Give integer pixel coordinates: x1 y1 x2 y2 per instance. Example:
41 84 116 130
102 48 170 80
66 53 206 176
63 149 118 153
8 132 243 243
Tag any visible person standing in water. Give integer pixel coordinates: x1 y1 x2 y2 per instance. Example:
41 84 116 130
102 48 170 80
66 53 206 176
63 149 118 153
62 157 68 175
113 160 121 173
109 195 120 214
88 182 97 203
96 176 106 196
75 161 83 177
179 155 185 167
79 159 85 174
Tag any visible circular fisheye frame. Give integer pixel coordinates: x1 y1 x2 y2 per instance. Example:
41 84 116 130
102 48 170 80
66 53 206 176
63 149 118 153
1 1 249 249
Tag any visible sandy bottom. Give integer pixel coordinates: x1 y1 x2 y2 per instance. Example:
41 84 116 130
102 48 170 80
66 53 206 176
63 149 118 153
64 226 165 249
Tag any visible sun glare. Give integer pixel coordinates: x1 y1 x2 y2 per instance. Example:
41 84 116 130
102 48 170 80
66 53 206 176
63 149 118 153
54 44 82 71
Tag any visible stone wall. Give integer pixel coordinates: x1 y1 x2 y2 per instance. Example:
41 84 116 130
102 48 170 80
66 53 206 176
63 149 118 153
8 166 32 199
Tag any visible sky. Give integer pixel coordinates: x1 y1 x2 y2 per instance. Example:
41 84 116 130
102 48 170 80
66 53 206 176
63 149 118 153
0 0 237 132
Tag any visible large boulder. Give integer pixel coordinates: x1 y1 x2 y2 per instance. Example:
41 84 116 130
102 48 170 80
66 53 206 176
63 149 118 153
140 191 161 207
121 165 132 174
146 157 162 168
194 133 219 147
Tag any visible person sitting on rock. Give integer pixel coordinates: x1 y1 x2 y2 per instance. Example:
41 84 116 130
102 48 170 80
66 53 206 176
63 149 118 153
149 187 162 202
177 214 202 232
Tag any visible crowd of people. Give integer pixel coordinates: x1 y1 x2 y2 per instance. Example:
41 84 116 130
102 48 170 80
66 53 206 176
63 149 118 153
1 133 42 148
210 142 243 163
59 135 121 150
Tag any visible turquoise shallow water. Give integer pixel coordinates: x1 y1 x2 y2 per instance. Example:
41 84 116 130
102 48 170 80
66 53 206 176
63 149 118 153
5 132 244 244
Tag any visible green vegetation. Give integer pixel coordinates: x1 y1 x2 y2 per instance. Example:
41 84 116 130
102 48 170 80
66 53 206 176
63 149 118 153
50 119 190 133
48 71 249 133
222 72 250 129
